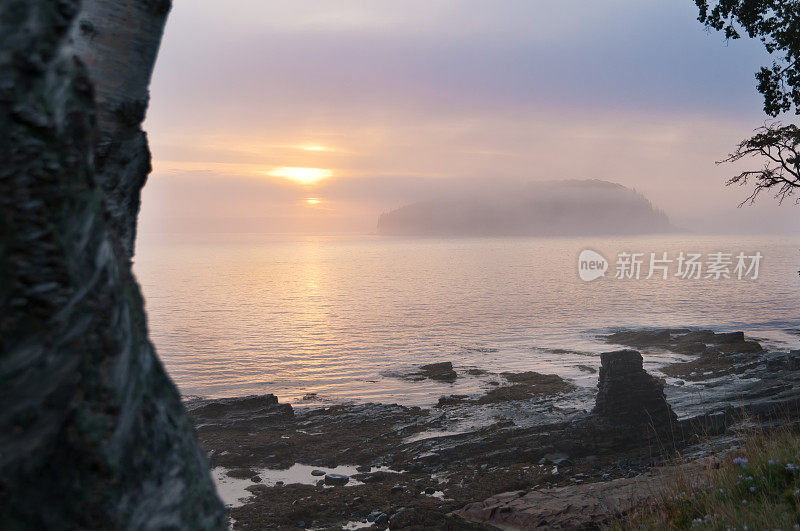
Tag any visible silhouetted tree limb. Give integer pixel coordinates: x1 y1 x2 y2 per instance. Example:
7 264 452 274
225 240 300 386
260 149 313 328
721 122 800 204
695 0 800 117
695 1 799 204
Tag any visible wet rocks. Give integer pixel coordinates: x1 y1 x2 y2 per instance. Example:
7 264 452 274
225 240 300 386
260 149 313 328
766 350 800 371
476 384 538 404
539 452 571 466
227 468 259 479
389 507 416 527
324 473 350 486
436 372 575 407
186 394 294 427
594 350 677 427
367 509 388 523
452 462 701 529
190 399 427 471
604 328 762 355
436 395 470 407
500 371 577 396
436 386 536 406
604 329 672 347
605 329 766 382
411 362 458 382
218 366 800 530
661 349 734 381
192 327 800 530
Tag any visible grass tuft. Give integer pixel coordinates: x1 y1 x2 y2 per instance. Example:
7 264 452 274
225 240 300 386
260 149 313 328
617 426 800 529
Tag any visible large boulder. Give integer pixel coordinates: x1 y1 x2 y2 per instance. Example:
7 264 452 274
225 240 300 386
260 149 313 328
594 350 677 428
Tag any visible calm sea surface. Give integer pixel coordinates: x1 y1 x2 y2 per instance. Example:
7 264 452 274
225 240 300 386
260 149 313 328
134 234 800 406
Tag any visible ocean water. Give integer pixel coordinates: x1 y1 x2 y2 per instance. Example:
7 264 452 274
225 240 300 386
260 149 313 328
134 234 800 406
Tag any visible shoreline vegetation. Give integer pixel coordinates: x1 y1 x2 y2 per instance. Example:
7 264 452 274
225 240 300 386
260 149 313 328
186 327 800 529
621 427 800 529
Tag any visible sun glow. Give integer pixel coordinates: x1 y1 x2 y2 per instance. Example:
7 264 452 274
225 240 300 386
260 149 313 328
264 167 333 185
298 145 329 152
304 198 322 206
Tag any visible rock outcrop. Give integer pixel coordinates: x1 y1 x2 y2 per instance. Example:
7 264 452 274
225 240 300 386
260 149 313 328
604 329 763 355
451 462 701 529
594 350 677 428
0 0 225 528
411 362 458 382
604 329 764 382
187 394 295 429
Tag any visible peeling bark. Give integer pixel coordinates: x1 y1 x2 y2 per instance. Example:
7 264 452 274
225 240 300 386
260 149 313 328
71 0 171 258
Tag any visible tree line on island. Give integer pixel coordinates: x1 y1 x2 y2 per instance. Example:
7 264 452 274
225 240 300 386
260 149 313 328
377 180 674 237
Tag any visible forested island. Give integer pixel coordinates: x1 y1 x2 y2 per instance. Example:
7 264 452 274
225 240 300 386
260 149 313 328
377 180 674 237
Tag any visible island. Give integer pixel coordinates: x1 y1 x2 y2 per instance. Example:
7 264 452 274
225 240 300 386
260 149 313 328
377 179 675 237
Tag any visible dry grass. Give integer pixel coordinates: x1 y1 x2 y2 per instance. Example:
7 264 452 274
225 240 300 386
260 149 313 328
615 426 800 530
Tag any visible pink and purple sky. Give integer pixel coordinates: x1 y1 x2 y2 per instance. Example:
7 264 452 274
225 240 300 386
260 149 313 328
139 0 798 237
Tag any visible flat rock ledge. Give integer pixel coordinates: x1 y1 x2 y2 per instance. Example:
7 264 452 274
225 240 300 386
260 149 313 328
451 463 699 529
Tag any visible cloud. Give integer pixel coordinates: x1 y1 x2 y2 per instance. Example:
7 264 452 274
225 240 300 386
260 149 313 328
149 0 767 132
139 0 795 237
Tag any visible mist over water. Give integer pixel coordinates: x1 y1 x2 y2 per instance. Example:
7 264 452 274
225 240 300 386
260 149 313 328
135 234 800 406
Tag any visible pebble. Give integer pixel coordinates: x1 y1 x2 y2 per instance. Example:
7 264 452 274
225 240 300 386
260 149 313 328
311 469 326 476
250 475 262 483
391 485 404 494
424 487 437 494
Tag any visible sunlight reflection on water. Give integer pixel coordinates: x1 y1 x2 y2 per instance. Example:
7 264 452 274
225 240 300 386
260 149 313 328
134 234 800 405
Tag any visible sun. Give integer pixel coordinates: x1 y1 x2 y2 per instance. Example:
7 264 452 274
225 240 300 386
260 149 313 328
298 145 329 152
263 167 333 185
304 198 322 206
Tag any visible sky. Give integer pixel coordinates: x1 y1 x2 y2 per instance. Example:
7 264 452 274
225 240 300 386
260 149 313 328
139 0 799 237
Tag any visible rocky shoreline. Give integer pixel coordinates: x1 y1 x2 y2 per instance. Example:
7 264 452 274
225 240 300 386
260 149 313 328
186 328 800 529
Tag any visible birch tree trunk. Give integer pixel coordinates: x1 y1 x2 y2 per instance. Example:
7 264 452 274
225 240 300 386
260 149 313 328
71 0 172 258
0 0 225 528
